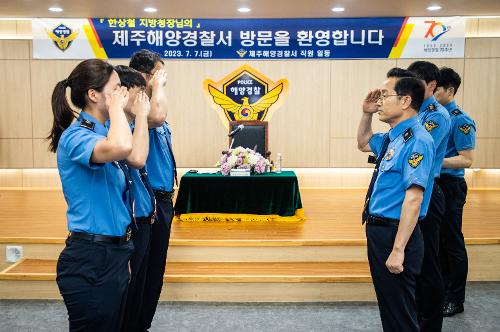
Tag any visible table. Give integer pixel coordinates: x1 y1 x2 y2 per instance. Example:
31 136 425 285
174 171 304 222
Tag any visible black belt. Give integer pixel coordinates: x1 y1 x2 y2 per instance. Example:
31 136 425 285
366 215 400 227
68 228 132 245
136 214 156 225
153 189 174 201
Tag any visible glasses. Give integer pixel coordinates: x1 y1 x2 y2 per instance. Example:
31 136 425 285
378 94 401 101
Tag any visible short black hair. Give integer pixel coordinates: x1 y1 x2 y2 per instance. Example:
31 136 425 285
114 65 146 89
386 67 416 79
129 49 164 74
437 67 461 95
407 61 440 84
394 77 425 111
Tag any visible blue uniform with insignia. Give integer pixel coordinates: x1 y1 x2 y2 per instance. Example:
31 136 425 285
133 122 177 331
415 96 451 331
438 100 476 311
418 95 451 179
440 101 476 178
120 122 158 332
366 117 434 332
56 111 134 332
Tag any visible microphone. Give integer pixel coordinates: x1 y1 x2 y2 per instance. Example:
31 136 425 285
228 124 245 137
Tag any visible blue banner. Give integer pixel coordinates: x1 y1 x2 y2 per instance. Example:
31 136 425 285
90 18 406 59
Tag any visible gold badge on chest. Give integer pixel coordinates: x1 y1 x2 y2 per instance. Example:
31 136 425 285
385 148 395 161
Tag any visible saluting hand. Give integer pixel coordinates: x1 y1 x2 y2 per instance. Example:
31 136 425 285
151 68 167 88
386 249 404 274
363 89 382 114
132 91 151 117
106 86 129 111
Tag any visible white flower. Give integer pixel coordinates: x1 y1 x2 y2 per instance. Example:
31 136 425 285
247 154 259 166
227 155 238 167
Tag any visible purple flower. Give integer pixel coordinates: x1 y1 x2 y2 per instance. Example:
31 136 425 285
254 158 266 174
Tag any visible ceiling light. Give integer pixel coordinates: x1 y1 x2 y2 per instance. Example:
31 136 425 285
238 7 251 13
144 7 158 13
48 7 63 12
331 7 345 12
427 5 442 11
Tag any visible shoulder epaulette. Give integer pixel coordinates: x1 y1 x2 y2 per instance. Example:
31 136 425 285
80 119 95 131
427 103 436 111
403 128 413 143
451 109 462 116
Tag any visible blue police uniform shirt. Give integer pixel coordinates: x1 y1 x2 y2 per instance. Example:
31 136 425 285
104 120 155 219
440 101 476 178
127 167 154 218
368 117 436 220
417 95 451 179
57 112 131 236
127 122 154 218
146 123 175 191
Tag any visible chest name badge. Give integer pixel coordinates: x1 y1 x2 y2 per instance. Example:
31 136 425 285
385 148 395 161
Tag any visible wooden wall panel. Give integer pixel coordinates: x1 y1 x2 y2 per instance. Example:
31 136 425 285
0 40 29 59
33 139 56 168
0 139 33 168
463 58 500 139
0 60 32 138
30 60 81 139
330 60 395 139
466 38 500 58
471 139 500 169
330 138 372 168
0 21 17 39
477 18 500 37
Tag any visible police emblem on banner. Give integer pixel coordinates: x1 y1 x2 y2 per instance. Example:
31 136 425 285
46 23 79 52
204 65 288 128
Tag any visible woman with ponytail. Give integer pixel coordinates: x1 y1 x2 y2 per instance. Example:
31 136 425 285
48 59 135 332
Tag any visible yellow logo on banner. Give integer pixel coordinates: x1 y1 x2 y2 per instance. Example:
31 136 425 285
203 65 288 129
46 23 79 52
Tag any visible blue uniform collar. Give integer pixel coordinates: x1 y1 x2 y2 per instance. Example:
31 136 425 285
443 100 458 112
79 112 108 136
419 95 437 113
389 117 418 141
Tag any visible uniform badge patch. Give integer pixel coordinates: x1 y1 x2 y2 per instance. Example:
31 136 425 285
408 152 424 168
80 119 95 131
385 148 395 161
459 124 471 135
424 120 439 132
451 109 462 116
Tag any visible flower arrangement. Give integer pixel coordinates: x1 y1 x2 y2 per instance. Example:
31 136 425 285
216 146 271 176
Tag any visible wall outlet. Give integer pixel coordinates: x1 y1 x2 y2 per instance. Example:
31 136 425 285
6 246 23 263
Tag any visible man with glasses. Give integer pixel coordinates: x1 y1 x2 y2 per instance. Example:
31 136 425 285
357 71 435 331
129 49 175 331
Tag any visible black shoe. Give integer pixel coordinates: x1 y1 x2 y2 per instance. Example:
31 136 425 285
442 301 464 317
